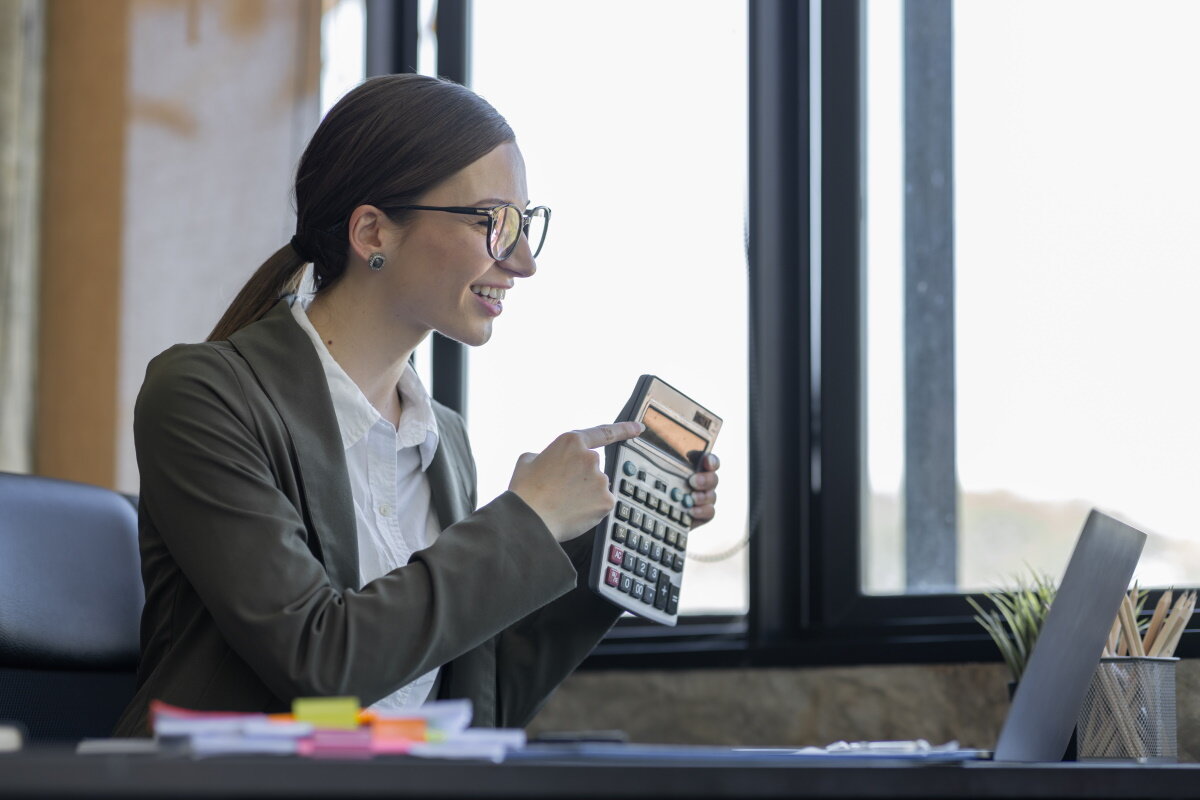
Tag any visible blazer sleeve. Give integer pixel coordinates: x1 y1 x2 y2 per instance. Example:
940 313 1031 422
134 344 579 706
434 407 622 728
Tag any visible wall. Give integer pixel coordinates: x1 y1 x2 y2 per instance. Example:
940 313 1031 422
35 0 320 492
531 660 1200 761
0 0 42 475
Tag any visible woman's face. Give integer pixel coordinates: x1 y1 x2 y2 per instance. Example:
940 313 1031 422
379 141 536 348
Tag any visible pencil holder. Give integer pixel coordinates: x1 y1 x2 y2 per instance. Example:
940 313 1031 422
1076 656 1177 762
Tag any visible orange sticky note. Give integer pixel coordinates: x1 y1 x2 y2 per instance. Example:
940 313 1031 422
372 718 427 742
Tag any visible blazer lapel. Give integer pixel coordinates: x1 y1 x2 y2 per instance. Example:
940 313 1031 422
228 300 359 591
425 405 474 529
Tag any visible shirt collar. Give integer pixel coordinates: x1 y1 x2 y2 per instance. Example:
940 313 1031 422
289 298 439 470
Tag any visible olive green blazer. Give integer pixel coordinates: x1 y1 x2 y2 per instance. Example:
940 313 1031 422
113 301 620 737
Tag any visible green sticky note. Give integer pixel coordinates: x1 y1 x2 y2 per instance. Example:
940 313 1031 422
293 696 360 729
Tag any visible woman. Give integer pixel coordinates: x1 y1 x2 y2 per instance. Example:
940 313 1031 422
113 74 719 737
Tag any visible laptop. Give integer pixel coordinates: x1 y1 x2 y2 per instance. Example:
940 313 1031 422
512 509 1146 765
992 508 1147 761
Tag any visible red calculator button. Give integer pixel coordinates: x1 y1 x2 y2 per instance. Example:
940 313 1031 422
605 566 620 587
608 544 624 565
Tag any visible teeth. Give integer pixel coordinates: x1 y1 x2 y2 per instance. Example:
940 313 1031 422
471 285 506 300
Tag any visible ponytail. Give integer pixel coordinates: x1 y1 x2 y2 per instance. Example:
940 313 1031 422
206 243 307 342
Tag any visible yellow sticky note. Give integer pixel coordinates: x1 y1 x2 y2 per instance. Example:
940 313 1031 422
292 696 361 730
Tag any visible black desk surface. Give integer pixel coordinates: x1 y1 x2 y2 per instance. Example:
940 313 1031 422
5 748 1200 800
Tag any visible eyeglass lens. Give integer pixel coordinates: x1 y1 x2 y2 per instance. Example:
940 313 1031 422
490 206 549 260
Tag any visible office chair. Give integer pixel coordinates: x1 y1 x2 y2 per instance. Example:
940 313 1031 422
0 471 144 743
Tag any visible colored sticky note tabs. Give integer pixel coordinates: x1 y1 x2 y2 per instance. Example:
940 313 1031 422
292 696 361 730
372 717 427 742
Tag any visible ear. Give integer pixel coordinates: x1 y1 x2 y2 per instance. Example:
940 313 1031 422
346 205 399 263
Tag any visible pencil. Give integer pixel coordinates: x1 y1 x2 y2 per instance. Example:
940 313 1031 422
1141 589 1172 655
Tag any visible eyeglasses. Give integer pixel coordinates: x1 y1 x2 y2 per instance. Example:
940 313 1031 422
384 203 551 262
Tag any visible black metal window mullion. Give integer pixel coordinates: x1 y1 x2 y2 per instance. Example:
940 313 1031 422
748 0 812 646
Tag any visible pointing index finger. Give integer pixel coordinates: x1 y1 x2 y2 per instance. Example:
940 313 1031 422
575 421 644 449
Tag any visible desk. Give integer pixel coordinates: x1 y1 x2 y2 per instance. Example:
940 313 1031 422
4 749 1200 800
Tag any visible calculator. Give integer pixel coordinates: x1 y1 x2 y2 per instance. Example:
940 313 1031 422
588 375 722 625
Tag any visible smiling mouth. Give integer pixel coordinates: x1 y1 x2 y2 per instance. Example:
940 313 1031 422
470 285 507 301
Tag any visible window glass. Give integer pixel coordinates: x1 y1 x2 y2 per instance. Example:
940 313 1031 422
864 0 1200 594
469 1 750 614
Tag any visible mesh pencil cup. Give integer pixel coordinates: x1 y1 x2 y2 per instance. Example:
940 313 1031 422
1076 656 1177 763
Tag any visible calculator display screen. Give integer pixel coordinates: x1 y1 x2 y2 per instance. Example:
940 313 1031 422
639 405 706 468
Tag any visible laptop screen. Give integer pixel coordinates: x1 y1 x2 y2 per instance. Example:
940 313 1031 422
993 509 1146 762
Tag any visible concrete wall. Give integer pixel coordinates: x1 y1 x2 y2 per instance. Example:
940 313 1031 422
531 660 1200 761
34 0 320 492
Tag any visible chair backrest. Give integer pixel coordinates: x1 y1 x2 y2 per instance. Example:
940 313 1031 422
0 471 144 742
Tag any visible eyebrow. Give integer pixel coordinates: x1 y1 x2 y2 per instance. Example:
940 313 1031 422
473 197 532 208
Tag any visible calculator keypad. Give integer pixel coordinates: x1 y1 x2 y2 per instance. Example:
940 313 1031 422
600 451 695 622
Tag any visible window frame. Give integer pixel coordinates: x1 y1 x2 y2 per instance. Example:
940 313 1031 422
364 0 1195 671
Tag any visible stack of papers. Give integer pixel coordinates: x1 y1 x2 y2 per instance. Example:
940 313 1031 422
145 697 525 762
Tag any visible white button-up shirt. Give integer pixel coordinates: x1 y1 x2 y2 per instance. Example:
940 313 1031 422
290 299 442 710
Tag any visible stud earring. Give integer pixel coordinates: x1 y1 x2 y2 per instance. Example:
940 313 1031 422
368 252 386 271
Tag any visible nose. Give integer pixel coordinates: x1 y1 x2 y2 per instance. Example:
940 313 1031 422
498 233 536 278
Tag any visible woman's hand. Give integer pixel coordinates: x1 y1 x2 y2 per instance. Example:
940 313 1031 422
508 422 645 543
686 453 721 528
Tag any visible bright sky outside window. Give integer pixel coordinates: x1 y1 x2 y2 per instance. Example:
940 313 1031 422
468 1 750 614
864 0 1200 595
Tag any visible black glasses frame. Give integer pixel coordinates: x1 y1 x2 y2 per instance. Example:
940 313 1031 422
382 203 551 261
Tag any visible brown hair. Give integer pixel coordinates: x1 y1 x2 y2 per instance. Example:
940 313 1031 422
207 74 515 341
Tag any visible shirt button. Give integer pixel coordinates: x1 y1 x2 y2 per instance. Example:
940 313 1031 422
379 504 394 517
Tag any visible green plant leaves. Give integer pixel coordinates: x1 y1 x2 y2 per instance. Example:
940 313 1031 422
967 570 1056 683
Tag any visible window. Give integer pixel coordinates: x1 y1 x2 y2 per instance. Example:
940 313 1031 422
466 1 751 617
864 0 1200 597
368 0 1198 667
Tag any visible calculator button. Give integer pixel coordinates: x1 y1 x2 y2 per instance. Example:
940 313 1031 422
626 531 641 551
655 480 668 492
630 509 644 527
641 517 656 535
682 493 695 509
634 487 648 503
670 487 683 502
649 520 663 540
677 532 688 550
631 581 645 600
647 565 660 584
666 583 680 615
620 574 633 593
681 513 692 529
637 470 647 481
619 479 633 496
611 524 627 543
638 537 652 556
651 543 663 562
642 588 655 605
674 553 685 571
655 575 670 610
667 506 680 522
623 461 637 477
623 551 636 571
616 503 631 521
607 545 623 565
635 558 649 578
605 566 620 587
664 528 677 547
660 549 674 568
